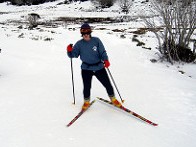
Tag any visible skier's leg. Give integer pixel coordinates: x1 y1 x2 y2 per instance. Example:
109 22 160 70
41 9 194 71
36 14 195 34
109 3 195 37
81 70 93 110
95 68 122 107
95 68 114 97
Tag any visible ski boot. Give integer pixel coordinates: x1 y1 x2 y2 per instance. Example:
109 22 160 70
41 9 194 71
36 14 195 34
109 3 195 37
82 99 90 111
110 96 122 107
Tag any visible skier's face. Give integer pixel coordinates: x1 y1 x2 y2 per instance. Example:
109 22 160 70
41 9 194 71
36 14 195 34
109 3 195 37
82 33 91 41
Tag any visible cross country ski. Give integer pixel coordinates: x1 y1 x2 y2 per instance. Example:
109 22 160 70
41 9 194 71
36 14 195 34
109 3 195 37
67 100 96 127
97 97 158 126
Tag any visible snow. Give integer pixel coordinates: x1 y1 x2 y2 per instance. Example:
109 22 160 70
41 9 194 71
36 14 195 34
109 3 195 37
0 1 196 147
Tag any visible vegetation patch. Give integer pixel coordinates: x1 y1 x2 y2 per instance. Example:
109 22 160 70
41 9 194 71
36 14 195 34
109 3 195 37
130 27 163 35
0 12 9 15
56 17 118 24
112 29 126 32
132 34 146 47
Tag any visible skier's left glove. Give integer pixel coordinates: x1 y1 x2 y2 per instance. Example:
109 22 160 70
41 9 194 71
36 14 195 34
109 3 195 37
104 60 110 68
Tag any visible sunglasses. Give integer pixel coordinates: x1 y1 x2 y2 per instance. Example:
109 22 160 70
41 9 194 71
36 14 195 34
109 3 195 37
80 28 92 34
81 32 91 36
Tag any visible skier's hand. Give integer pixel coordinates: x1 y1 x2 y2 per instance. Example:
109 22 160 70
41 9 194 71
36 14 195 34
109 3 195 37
67 44 73 52
104 60 110 68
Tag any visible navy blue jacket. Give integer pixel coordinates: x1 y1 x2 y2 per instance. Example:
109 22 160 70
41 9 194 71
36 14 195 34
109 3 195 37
67 37 108 71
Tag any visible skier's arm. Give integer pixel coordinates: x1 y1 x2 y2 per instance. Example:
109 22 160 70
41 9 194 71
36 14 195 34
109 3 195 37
97 38 108 61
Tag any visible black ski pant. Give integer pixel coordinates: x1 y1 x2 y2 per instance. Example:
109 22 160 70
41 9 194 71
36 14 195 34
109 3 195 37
82 68 114 100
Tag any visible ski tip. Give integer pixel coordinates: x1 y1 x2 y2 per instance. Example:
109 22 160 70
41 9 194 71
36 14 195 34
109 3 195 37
153 123 158 126
122 99 125 103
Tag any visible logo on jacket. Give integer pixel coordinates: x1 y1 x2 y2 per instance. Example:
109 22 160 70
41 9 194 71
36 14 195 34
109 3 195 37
92 46 97 51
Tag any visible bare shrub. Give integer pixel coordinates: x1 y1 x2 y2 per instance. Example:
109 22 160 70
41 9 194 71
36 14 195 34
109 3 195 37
144 0 196 63
27 13 41 29
91 0 116 8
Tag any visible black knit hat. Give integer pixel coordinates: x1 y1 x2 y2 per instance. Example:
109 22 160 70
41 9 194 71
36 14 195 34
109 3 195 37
80 23 92 34
81 23 91 29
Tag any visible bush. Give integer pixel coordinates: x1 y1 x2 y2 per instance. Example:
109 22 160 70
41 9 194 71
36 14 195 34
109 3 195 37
27 13 41 29
144 0 196 63
91 0 115 8
163 41 196 62
0 0 7 3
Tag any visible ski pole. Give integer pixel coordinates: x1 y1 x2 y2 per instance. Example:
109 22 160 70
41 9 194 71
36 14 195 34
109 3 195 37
70 58 76 104
106 68 125 103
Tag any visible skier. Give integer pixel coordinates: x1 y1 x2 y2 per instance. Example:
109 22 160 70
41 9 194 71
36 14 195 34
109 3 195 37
67 23 122 110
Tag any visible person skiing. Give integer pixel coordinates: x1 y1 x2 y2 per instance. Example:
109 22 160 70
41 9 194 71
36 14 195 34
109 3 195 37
67 23 122 110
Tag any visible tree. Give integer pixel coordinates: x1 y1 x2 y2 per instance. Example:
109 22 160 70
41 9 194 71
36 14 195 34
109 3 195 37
9 0 55 5
0 0 7 3
91 0 116 8
69 0 89 2
144 0 196 63
119 0 133 14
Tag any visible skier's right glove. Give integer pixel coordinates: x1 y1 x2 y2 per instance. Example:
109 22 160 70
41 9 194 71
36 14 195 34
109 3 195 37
67 44 73 52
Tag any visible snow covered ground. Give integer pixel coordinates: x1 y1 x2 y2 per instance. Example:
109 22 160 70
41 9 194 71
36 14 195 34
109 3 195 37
0 1 196 147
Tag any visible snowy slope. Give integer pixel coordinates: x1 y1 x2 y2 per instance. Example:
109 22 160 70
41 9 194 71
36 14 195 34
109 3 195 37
1 1 196 147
